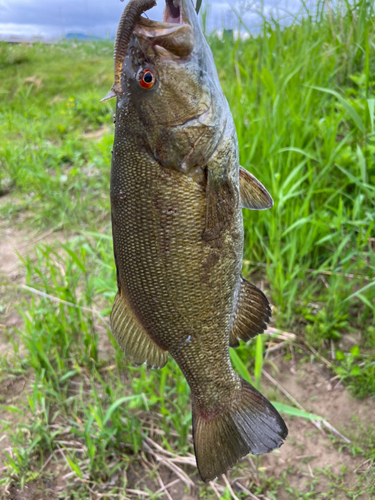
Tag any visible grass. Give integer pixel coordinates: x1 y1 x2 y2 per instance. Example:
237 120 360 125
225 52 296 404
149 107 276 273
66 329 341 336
0 0 375 498
0 41 113 227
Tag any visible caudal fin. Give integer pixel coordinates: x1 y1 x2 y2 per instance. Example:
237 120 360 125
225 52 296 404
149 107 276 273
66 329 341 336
192 378 288 482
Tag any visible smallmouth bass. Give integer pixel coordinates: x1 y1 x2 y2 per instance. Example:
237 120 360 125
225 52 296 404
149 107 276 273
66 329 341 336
103 0 288 481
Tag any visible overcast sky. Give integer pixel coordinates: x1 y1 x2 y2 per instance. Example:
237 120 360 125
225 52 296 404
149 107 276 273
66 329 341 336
0 0 314 40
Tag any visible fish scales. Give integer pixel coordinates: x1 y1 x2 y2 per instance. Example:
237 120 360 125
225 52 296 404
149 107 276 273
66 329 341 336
105 0 288 481
112 111 241 405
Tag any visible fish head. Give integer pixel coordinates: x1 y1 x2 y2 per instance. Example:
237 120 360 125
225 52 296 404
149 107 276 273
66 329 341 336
119 0 227 176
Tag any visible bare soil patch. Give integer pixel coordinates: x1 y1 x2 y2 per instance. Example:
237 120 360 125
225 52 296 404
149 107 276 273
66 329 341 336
260 358 375 499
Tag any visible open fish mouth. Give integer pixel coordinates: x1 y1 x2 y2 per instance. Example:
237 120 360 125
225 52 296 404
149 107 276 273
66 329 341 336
164 0 181 23
101 0 199 102
134 0 196 58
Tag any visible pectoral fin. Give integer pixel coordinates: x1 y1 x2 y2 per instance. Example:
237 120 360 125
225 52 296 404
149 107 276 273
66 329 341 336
202 168 239 242
229 276 271 347
239 166 273 210
111 293 168 369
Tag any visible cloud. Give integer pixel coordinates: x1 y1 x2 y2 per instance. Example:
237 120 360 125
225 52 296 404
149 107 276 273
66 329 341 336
0 0 310 39
0 0 164 38
0 0 132 26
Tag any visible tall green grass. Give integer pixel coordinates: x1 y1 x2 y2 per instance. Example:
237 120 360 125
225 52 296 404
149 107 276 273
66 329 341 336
210 1 375 333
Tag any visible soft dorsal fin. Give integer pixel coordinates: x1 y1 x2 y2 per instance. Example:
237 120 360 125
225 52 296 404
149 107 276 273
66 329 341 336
111 293 168 369
239 167 273 210
229 276 271 347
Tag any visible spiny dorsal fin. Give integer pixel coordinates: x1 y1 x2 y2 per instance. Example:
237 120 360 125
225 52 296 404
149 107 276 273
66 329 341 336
229 276 271 347
239 166 273 210
111 293 168 369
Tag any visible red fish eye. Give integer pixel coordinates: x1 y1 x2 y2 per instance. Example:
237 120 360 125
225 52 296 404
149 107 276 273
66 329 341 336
138 69 155 89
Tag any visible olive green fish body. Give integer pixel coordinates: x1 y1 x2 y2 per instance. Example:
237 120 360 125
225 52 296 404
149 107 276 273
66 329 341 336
111 112 242 407
107 0 288 481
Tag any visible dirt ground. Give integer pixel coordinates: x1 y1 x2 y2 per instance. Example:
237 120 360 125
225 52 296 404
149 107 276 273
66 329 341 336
1 223 374 499
261 360 375 498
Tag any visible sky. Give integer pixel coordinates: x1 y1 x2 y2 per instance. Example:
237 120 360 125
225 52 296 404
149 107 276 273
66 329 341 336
0 0 315 40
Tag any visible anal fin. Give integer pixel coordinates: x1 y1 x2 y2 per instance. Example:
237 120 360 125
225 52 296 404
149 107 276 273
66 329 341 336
229 276 271 347
111 293 168 369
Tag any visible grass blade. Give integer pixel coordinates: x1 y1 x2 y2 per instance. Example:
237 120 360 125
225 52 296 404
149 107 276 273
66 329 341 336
254 335 263 391
310 86 366 134
230 348 253 384
271 402 324 421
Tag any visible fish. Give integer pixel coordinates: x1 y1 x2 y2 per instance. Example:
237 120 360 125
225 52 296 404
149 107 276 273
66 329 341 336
102 0 288 482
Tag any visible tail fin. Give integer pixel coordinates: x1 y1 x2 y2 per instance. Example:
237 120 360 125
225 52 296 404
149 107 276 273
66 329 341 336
192 378 288 482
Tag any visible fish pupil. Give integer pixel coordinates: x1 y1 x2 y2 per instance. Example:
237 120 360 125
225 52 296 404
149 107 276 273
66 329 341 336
144 72 153 83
